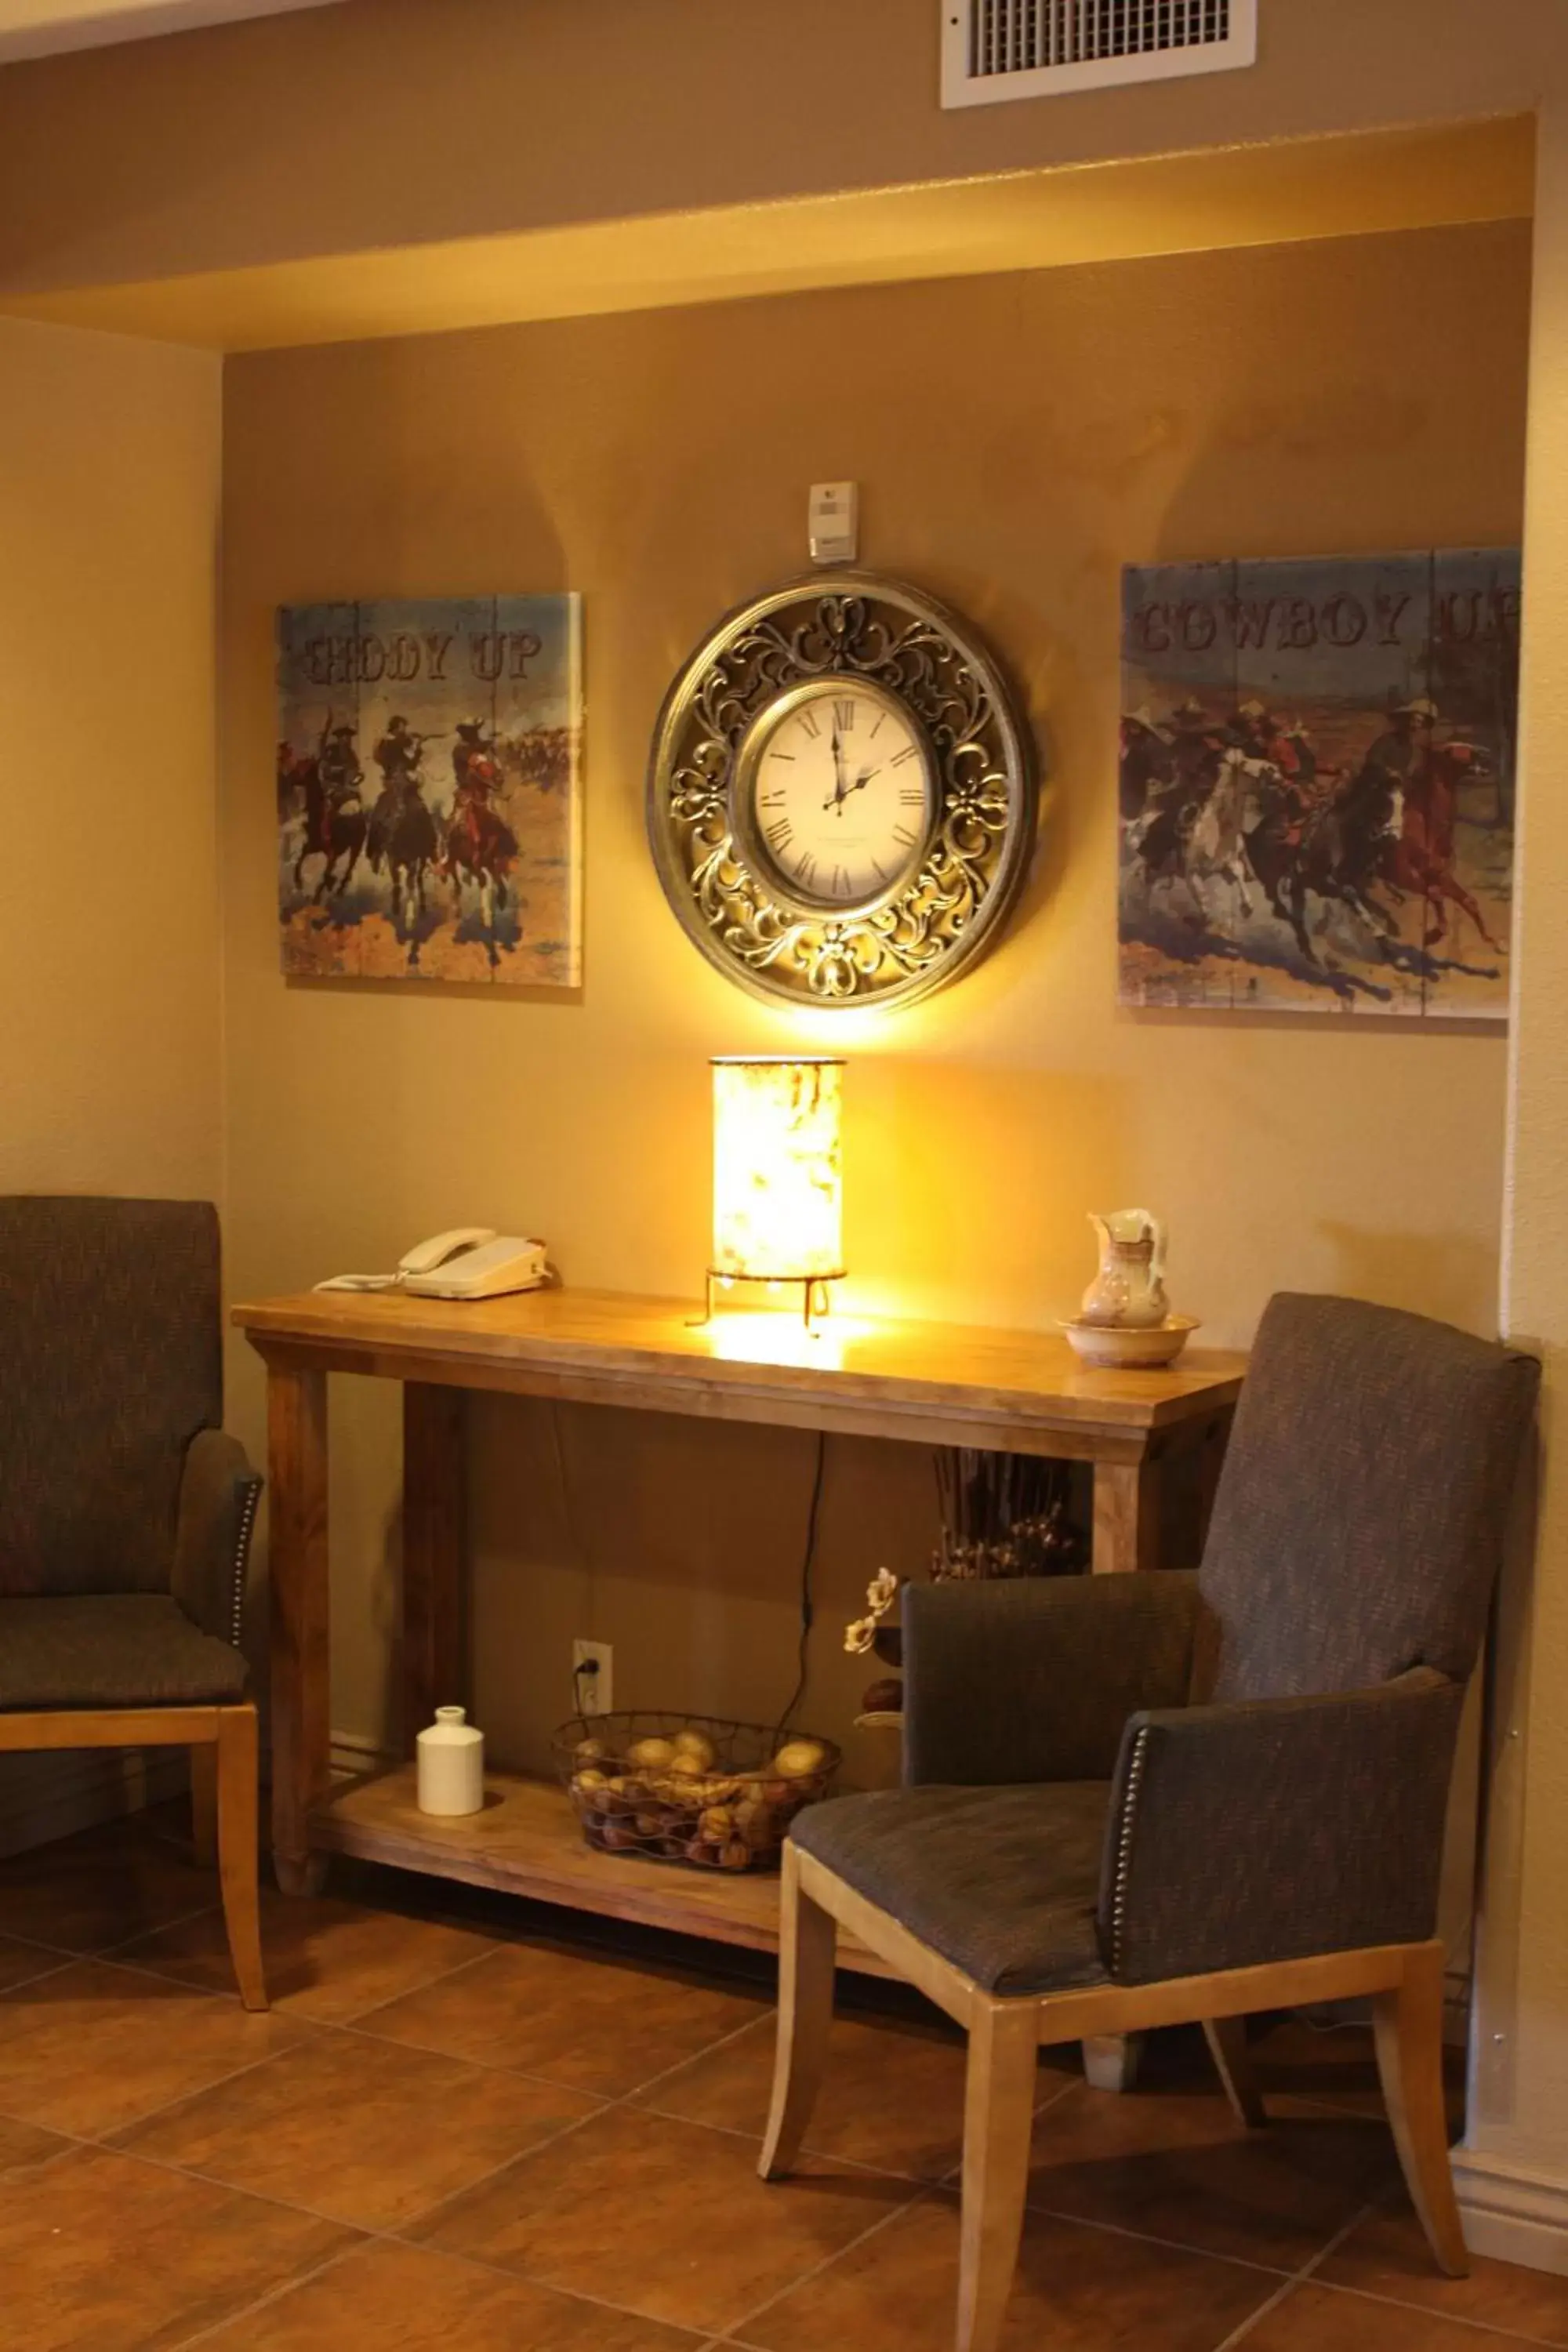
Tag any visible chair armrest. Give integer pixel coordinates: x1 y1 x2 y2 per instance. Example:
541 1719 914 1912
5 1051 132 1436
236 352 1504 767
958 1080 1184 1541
902 1570 1205 1787
171 1430 263 1648
1098 1666 1465 1984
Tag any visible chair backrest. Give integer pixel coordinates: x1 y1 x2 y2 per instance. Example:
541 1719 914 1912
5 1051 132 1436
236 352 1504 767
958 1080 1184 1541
1198 1292 1537 1703
0 1196 222 1599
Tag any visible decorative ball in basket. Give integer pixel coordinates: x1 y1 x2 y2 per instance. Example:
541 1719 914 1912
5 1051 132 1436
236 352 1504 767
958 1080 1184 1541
554 1711 840 1874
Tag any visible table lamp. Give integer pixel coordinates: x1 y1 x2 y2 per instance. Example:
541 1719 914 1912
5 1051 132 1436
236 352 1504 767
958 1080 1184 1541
702 1055 844 1330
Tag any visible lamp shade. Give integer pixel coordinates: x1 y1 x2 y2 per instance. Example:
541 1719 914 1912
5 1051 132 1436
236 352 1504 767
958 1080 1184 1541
710 1057 844 1283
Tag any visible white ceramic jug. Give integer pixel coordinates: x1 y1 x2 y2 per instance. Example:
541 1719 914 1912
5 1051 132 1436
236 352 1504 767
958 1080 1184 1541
1081 1209 1170 1330
416 1705 485 1817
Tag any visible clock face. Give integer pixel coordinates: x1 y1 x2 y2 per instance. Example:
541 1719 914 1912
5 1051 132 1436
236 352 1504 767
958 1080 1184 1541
740 682 934 912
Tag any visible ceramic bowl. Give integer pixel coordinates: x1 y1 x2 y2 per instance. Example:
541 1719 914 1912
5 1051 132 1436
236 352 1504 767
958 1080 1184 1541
1061 1314 1200 1370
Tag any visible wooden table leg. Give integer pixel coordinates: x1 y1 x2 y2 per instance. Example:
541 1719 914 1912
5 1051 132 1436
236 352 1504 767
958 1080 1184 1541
403 1383 467 1749
267 1356 332 1897
1091 1456 1160 1574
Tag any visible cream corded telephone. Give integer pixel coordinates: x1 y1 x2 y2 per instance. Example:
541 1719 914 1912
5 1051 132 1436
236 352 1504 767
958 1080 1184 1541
315 1228 550 1301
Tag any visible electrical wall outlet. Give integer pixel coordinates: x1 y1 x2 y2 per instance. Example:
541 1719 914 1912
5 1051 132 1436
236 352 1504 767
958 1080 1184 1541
572 1638 612 1717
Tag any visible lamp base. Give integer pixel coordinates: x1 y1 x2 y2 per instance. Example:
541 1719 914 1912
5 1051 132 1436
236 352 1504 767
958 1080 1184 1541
691 1270 843 1333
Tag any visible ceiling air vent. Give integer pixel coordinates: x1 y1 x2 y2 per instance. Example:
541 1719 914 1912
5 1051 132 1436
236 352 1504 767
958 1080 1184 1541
942 0 1257 107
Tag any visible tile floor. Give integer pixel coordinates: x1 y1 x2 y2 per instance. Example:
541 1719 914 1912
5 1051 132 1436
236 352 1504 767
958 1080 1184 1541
3 1810 1567 2351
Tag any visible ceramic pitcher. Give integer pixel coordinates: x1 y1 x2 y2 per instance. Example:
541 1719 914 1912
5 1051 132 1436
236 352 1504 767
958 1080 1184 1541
1081 1209 1170 1329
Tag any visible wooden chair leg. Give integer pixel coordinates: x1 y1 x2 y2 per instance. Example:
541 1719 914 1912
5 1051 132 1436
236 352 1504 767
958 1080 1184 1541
190 1742 218 1866
958 1998 1039 2352
1203 2016 1267 2128
760 1844 837 2180
1373 1947 1467 2277
215 1707 268 2013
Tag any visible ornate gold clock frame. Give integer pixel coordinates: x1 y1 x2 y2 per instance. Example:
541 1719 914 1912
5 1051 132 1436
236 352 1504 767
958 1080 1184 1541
646 572 1038 1009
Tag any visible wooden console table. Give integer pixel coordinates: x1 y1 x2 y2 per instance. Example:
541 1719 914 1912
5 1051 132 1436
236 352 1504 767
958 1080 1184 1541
234 1286 1244 1971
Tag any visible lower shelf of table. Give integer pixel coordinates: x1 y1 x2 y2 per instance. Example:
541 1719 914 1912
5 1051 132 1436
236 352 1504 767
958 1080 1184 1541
309 1764 892 1978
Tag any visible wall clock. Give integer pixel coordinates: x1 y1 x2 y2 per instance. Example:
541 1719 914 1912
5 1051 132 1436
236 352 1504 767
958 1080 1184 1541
647 572 1037 1007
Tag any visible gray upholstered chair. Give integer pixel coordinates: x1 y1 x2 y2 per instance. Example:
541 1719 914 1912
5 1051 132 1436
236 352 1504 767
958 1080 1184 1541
761 1294 1537 2352
0 1197 267 2008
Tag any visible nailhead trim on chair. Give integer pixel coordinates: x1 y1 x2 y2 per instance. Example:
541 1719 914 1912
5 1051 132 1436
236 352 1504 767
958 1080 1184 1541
230 1477 263 1650
1110 1723 1152 1975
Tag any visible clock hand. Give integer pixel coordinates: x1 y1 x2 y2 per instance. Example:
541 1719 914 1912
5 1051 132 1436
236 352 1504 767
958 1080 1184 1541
823 763 877 813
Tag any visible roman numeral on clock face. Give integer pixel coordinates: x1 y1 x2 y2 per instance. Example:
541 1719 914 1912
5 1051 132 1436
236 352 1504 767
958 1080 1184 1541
891 744 919 766
833 699 855 732
793 850 818 887
766 818 793 851
892 823 918 848
797 706 821 740
899 786 924 806
830 864 851 898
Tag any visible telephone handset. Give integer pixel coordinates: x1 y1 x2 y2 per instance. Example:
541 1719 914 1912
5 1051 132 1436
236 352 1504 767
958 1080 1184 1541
398 1227 498 1277
315 1228 550 1301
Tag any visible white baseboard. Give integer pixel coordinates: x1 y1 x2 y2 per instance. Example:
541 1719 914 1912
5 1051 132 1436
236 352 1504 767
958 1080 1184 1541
0 1746 189 1860
1454 2150 1568 2274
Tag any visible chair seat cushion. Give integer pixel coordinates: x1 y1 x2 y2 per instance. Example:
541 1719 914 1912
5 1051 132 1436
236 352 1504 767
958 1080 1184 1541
0 1595 248 1710
790 1780 1111 1997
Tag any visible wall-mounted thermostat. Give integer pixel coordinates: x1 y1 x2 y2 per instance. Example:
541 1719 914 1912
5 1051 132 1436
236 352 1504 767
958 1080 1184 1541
808 481 858 566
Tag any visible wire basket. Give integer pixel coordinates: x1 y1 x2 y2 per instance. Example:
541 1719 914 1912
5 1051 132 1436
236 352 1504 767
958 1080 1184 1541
553 1710 840 1875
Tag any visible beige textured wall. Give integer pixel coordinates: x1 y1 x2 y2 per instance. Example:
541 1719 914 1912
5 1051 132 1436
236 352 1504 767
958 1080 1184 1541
1460 89 1568 2220
220 222 1524 1779
0 0 1554 296
0 316 223 1202
0 314 222 1848
2 0 1560 2252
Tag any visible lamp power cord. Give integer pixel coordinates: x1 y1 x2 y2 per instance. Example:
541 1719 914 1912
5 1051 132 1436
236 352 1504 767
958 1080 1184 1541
776 1428 828 1739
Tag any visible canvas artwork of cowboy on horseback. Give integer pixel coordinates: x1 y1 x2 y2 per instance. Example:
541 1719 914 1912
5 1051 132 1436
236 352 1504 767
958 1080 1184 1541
1119 550 1517 1017
276 595 583 984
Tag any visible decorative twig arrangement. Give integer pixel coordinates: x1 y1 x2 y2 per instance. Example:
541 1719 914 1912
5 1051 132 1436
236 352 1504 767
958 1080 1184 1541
931 1449 1084 1581
844 1452 1087 1693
